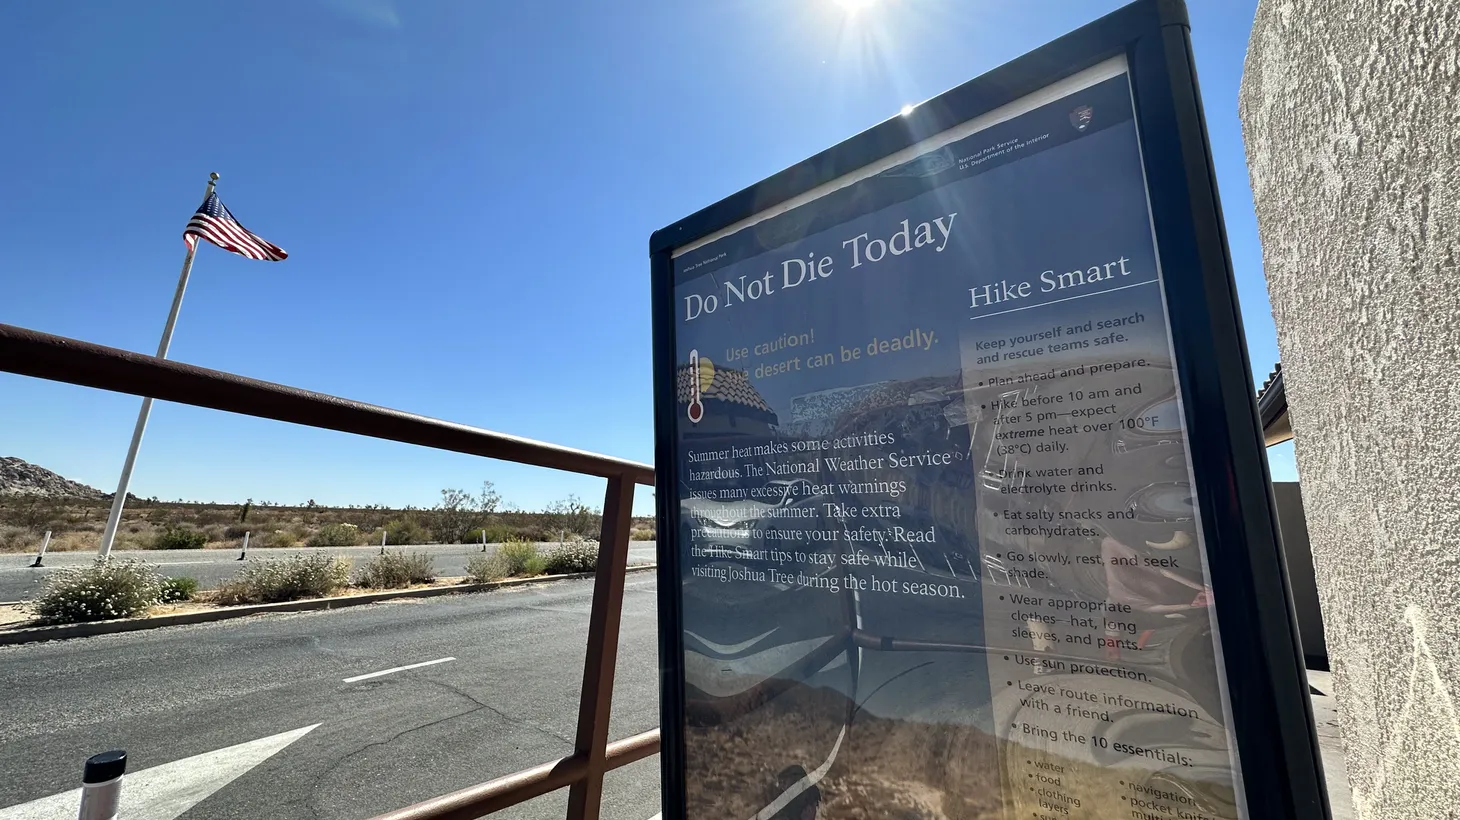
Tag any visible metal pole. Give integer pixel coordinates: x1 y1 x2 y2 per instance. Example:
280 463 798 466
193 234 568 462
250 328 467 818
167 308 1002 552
564 475 634 820
98 173 217 558
30 530 52 568
78 750 126 820
238 531 249 561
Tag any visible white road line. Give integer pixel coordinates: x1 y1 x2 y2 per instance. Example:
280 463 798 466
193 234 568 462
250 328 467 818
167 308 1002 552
343 656 456 683
0 724 319 820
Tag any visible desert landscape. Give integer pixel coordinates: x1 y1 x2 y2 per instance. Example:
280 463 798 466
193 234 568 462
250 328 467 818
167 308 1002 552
0 456 653 553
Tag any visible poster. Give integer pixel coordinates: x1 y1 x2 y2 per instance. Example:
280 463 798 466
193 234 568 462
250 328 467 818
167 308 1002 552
667 57 1246 820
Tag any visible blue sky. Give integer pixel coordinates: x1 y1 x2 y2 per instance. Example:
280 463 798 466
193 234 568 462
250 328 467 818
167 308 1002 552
0 0 1292 515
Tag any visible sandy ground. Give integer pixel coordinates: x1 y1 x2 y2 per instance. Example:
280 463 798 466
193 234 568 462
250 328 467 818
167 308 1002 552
0 604 30 627
685 684 1007 819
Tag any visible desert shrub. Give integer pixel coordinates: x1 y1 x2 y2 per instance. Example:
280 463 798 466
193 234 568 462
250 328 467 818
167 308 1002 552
384 517 430 546
63 506 97 526
357 551 435 588
543 541 598 575
507 524 553 542
215 554 351 604
0 526 36 553
248 514 281 531
498 539 545 576
194 508 232 527
629 527 656 541
464 523 525 544
112 532 153 551
465 553 508 583
3 496 65 530
223 524 250 539
28 559 163 624
308 523 361 547
473 521 521 543
262 529 299 548
544 495 600 538
152 525 206 550
51 531 100 552
432 488 479 544
160 576 199 603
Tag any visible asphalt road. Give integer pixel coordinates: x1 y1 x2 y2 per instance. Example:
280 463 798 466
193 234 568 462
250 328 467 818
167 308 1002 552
0 542 659 601
0 574 661 820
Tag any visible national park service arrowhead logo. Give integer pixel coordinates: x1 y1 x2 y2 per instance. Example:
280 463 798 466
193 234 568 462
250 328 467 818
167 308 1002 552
1070 104 1094 132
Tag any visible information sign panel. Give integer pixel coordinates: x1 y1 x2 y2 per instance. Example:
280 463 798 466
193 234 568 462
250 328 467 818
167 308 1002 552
650 3 1329 818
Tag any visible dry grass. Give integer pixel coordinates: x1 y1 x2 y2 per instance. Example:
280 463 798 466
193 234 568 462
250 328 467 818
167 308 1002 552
0 496 653 552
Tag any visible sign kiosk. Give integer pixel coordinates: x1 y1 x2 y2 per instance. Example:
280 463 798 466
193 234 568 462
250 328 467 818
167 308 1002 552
650 2 1330 818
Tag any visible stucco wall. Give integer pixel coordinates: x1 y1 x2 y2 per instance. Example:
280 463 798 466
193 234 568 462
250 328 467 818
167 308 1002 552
1238 2 1460 816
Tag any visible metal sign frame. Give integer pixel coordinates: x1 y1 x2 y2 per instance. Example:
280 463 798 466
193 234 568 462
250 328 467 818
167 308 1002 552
649 2 1329 817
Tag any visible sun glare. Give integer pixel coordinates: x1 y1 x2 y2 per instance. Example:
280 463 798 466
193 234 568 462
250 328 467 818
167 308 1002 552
900 103 915 117
833 0 878 12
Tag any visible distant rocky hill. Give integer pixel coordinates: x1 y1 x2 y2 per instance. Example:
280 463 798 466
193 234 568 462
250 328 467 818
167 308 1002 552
0 457 108 500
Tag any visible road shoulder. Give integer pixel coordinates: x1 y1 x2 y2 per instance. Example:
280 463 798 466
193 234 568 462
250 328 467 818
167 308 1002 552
0 564 656 647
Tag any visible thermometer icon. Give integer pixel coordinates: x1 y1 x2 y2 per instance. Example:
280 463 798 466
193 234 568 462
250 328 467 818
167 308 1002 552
687 349 704 423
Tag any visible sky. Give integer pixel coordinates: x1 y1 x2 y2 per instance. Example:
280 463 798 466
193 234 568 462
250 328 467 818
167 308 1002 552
0 0 1294 516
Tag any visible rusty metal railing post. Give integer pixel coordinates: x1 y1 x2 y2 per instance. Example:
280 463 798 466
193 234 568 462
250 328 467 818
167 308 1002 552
565 475 635 820
368 730 660 820
0 323 665 820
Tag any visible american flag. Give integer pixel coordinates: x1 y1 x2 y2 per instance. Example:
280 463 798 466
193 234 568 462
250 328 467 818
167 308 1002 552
183 192 288 262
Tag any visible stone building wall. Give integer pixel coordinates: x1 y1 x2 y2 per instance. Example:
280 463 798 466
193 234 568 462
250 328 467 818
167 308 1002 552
1239 2 1460 815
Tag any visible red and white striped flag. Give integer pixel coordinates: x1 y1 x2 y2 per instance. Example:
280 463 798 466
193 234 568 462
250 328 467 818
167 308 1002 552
183 192 287 261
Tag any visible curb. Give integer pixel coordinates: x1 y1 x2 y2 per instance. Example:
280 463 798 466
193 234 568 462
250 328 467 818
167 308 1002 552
0 563 657 647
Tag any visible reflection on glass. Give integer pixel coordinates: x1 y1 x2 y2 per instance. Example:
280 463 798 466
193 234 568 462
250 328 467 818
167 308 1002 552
670 58 1242 819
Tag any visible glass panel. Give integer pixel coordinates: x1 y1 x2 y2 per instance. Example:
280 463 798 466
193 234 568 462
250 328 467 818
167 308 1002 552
670 56 1243 819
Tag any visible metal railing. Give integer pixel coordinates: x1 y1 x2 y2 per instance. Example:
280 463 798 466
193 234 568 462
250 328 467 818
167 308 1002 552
0 323 659 820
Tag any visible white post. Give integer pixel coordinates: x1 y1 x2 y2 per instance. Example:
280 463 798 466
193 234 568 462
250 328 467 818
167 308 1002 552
30 531 52 568
98 173 218 558
238 531 249 561
481 529 487 552
78 750 126 820
380 529 387 555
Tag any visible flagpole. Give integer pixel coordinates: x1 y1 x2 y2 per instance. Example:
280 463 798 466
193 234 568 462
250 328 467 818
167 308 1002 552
98 172 218 558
